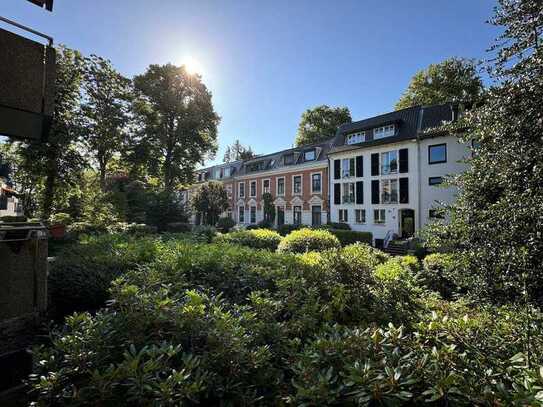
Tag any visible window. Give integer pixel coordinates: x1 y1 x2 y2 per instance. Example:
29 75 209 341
311 173 321 193
429 209 445 219
262 179 270 194
381 151 398 175
293 206 302 225
429 176 443 185
373 125 395 140
250 180 256 197
227 209 232 219
342 182 355 204
339 209 348 223
380 179 399 204
238 182 245 198
238 206 245 223
374 209 386 224
277 206 285 226
312 205 322 226
293 175 302 195
355 209 366 224
284 154 294 165
277 177 285 196
223 167 231 178
304 149 316 161
341 158 355 178
197 173 202 182
428 143 447 164
346 132 365 144
217 168 223 179
250 206 256 223
226 185 233 196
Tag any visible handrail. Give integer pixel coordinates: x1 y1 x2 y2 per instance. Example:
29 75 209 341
383 230 394 248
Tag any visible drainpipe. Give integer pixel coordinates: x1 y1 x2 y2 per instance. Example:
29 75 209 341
416 107 425 233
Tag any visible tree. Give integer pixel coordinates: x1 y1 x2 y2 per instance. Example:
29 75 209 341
425 0 543 304
262 192 275 225
395 57 483 110
191 181 229 226
133 64 220 194
81 55 132 190
295 105 351 146
223 139 255 162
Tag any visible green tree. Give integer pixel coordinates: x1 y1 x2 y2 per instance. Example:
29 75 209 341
295 105 351 146
191 181 228 226
425 0 543 303
81 55 132 190
262 192 275 225
223 139 255 162
133 64 220 193
395 57 483 110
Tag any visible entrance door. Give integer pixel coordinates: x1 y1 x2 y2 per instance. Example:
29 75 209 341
400 209 415 238
277 206 285 226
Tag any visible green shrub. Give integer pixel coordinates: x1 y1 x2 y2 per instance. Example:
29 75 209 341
325 221 351 230
216 216 235 233
215 228 283 251
165 222 192 233
67 221 108 236
245 224 261 230
277 228 341 254
0 215 27 222
49 212 72 226
193 225 217 242
422 253 463 299
276 223 302 236
329 229 372 246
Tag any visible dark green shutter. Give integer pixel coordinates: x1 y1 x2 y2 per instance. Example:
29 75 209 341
371 153 379 176
356 181 363 204
399 148 408 173
334 159 340 179
399 177 409 203
356 155 363 177
334 183 341 205
371 180 380 204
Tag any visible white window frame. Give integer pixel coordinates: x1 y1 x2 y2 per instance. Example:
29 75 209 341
380 179 399 204
304 149 316 161
341 182 355 204
373 209 386 224
381 150 398 175
292 174 303 195
346 131 365 145
250 205 257 224
355 209 366 224
339 209 348 223
223 167 231 178
276 177 285 196
262 178 271 194
238 206 245 223
310 171 322 194
373 124 395 140
341 158 355 178
249 180 257 197
238 181 245 198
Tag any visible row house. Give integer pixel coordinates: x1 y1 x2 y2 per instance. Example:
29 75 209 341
328 103 469 245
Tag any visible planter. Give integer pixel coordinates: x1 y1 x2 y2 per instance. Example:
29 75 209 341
49 224 66 239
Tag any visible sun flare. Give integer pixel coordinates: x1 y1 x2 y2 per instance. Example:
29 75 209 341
182 56 202 75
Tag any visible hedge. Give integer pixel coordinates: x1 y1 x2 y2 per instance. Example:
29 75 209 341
215 228 282 251
329 229 372 246
277 228 340 254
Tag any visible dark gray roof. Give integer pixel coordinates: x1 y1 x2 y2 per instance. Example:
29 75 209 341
195 160 244 182
330 103 458 153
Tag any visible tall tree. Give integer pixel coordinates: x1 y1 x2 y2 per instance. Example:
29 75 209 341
426 0 543 303
223 139 255 162
81 55 132 190
295 105 351 147
133 64 220 193
395 57 483 110
191 181 228 225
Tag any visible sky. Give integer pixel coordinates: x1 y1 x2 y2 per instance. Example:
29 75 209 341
2 0 500 167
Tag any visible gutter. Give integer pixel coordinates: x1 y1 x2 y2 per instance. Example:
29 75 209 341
416 107 425 233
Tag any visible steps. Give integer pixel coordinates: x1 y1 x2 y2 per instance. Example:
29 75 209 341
384 241 408 256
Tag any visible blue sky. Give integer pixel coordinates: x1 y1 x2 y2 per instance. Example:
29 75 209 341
2 0 499 166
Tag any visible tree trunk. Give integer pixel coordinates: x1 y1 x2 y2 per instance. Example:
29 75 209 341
99 161 107 192
42 145 58 220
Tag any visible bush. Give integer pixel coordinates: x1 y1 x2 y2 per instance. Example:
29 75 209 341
67 221 108 236
0 215 27 222
422 253 464 299
192 225 217 242
49 212 72 226
329 229 372 246
165 222 192 233
215 229 282 251
277 228 341 254
245 224 260 230
276 223 302 236
325 221 351 230
216 216 236 233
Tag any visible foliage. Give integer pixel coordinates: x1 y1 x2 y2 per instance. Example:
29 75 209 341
295 105 352 146
80 55 132 190
422 253 464 299
0 215 27 222
426 1 543 304
49 212 72 226
329 229 372 246
276 223 302 236
192 225 217 243
144 190 187 230
190 182 229 226
323 221 351 230
395 57 483 110
215 228 283 251
165 222 192 233
223 139 255 162
262 192 275 225
277 228 341 254
132 64 219 193
216 216 236 233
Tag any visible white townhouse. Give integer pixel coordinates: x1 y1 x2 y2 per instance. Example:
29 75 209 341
328 103 470 247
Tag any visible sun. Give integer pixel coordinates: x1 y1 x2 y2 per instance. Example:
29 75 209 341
182 56 203 75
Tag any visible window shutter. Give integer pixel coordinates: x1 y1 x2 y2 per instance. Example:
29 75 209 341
371 153 379 176
356 181 363 204
371 180 380 204
399 148 409 173
355 155 363 177
334 159 340 180
334 183 341 205
399 177 409 203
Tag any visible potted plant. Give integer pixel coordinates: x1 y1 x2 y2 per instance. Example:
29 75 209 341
48 212 72 239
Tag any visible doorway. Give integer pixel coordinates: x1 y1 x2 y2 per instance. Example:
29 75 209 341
399 209 415 238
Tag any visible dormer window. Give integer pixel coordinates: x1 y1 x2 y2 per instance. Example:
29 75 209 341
346 132 365 145
304 149 316 161
373 125 395 140
284 154 294 165
223 167 231 178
